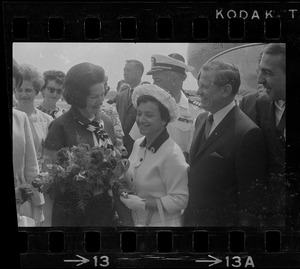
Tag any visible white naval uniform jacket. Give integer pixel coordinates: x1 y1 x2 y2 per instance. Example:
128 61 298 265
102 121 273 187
167 93 202 154
125 130 189 226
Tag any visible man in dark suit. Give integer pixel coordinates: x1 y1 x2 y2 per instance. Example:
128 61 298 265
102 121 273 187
184 60 268 227
239 43 295 228
240 43 285 175
116 59 144 156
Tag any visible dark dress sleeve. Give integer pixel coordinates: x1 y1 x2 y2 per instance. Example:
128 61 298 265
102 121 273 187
44 120 67 151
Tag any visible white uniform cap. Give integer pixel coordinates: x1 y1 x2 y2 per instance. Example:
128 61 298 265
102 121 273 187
146 54 194 75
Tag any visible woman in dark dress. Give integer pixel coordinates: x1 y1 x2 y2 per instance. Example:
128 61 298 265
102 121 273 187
43 62 118 226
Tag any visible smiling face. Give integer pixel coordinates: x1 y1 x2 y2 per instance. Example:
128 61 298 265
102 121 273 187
79 82 105 119
257 53 286 101
136 100 166 139
197 70 226 114
14 80 38 105
42 80 64 106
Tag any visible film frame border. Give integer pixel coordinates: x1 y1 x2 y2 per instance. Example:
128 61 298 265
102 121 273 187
3 1 300 268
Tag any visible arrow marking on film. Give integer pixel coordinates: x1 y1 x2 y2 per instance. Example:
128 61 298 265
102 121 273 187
195 255 222 267
64 255 90 266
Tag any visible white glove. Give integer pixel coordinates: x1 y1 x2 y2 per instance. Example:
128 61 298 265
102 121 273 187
120 194 146 211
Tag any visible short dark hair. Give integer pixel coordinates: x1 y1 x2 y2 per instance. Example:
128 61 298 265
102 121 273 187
136 95 170 124
42 70 66 89
63 62 105 108
19 64 44 94
199 61 241 96
263 43 286 72
126 59 144 76
13 59 23 89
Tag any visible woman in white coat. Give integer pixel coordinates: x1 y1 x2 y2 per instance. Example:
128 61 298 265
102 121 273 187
120 84 189 226
13 59 44 225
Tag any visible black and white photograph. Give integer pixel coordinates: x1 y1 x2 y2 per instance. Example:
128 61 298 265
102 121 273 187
12 42 290 228
4 2 300 268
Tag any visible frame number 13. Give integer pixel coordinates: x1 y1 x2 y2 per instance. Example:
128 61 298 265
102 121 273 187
93 256 109 267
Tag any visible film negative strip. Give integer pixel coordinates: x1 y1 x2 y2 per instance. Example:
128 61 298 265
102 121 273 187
3 1 300 268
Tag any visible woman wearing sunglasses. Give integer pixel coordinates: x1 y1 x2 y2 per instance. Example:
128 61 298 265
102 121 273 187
37 70 67 119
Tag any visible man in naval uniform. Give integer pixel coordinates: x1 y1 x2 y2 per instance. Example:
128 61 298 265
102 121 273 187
146 53 204 160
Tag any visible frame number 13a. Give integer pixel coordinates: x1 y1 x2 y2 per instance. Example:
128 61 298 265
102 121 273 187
225 256 255 267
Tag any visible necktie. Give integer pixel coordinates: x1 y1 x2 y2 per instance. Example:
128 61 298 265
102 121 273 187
205 114 214 139
276 108 286 141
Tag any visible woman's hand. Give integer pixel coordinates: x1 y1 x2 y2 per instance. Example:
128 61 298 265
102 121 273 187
120 194 145 210
32 172 49 192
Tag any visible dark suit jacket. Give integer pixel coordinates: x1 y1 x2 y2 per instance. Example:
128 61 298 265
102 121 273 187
116 88 136 155
239 91 261 123
240 92 285 173
184 106 268 227
240 93 287 226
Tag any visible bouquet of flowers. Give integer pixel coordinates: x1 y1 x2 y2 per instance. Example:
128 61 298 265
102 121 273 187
33 143 127 212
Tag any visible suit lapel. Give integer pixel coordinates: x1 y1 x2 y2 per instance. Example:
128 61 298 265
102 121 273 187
258 98 285 155
126 89 134 110
194 106 238 160
189 112 208 162
259 99 277 137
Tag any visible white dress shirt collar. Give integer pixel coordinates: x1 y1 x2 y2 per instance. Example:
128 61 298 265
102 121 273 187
210 100 235 127
275 100 286 111
274 100 286 127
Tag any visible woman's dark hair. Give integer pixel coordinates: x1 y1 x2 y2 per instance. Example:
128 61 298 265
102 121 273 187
42 70 66 89
136 95 170 124
63 62 105 108
13 59 23 89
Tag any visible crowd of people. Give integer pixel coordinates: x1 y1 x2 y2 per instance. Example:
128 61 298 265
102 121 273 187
13 43 296 228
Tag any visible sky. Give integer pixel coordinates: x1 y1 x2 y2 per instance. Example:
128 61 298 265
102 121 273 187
13 43 199 92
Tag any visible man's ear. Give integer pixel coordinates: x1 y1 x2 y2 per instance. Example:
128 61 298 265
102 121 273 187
223 84 233 98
